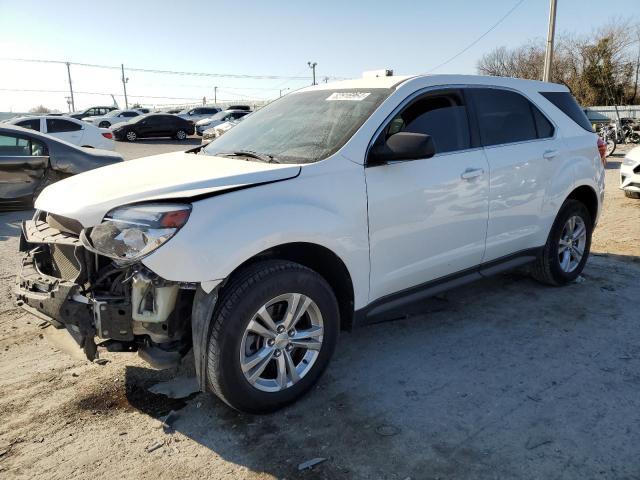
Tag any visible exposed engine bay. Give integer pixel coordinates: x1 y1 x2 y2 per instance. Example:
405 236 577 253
14 210 194 368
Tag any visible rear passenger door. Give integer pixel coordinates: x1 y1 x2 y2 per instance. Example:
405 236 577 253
45 118 84 146
467 87 560 262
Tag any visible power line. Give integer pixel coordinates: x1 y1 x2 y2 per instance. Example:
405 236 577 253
0 88 205 101
0 57 348 81
425 0 527 73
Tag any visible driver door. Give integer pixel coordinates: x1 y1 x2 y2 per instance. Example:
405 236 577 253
365 89 490 302
0 133 49 205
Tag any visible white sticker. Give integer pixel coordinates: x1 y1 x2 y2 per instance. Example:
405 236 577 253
326 92 371 101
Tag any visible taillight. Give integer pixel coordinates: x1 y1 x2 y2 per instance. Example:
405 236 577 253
102 132 113 139
597 137 607 167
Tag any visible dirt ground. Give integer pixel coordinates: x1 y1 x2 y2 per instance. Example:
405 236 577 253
1 144 639 479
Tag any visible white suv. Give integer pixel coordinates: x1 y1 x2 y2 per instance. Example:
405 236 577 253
15 74 605 413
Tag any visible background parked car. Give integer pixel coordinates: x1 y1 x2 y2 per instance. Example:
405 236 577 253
82 109 142 128
67 106 117 119
177 106 221 123
112 114 194 141
0 124 123 210
195 109 251 135
6 115 115 150
201 116 246 144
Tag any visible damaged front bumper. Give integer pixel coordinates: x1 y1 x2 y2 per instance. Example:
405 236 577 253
14 213 193 367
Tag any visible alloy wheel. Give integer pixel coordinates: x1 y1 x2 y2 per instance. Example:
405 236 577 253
176 130 186 140
126 131 137 141
558 215 586 273
240 293 324 392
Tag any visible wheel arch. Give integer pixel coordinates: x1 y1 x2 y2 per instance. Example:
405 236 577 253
566 184 599 225
222 242 355 331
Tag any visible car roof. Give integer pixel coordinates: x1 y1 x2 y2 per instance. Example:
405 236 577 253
298 74 569 94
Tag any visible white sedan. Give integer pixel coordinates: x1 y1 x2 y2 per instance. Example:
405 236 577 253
620 146 640 199
7 115 115 150
82 109 143 128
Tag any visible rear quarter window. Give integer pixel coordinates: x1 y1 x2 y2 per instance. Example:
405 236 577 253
540 91 593 132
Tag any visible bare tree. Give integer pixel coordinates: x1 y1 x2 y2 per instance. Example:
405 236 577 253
477 18 640 106
28 105 52 114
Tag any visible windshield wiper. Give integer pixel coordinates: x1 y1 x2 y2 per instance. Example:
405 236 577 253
216 150 279 163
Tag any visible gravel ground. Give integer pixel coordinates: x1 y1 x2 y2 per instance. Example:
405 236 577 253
0 145 639 479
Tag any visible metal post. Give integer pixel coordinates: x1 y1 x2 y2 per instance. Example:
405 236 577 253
214 86 218 104
66 62 75 111
279 88 289 97
121 64 129 109
308 61 317 85
542 0 558 82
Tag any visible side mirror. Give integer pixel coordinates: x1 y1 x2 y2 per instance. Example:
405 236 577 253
369 132 435 165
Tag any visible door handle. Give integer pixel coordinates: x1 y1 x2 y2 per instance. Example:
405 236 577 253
460 168 484 180
543 149 559 160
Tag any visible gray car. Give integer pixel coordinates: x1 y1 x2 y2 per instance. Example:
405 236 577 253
0 125 123 211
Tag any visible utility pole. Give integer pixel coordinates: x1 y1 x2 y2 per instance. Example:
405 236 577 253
214 86 218 104
66 62 75 111
542 0 558 82
307 61 317 85
279 88 290 97
121 64 129 109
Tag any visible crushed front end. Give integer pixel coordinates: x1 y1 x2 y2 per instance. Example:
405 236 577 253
14 210 194 367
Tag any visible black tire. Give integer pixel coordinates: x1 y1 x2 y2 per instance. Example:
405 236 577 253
174 129 187 140
98 121 111 128
624 190 640 199
605 138 616 157
531 199 593 286
206 260 339 413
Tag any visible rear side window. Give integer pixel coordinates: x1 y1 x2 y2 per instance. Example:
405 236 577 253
469 89 538 146
383 90 471 154
122 111 139 118
532 106 554 139
16 119 41 131
46 119 82 133
540 91 593 132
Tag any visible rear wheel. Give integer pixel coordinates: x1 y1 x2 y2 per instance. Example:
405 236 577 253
624 190 640 199
175 129 187 140
125 130 137 142
531 199 593 286
206 260 339 413
605 138 616 157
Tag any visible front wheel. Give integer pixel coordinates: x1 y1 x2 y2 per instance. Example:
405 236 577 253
531 199 593 286
98 121 111 128
175 129 187 140
624 190 640 199
206 260 339 413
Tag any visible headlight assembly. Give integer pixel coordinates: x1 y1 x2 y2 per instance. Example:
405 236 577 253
82 203 191 263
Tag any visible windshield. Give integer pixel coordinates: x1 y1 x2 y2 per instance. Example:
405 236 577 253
203 88 391 163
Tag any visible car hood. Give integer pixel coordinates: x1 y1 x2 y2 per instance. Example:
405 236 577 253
35 151 301 227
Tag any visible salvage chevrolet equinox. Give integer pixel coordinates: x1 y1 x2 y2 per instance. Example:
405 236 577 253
15 74 605 413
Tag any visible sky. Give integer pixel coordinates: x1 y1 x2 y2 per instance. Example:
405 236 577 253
0 0 637 112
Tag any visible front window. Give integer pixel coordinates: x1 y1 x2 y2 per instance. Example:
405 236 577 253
203 88 391 164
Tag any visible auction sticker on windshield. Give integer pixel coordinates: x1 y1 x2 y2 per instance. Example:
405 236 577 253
326 92 371 101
